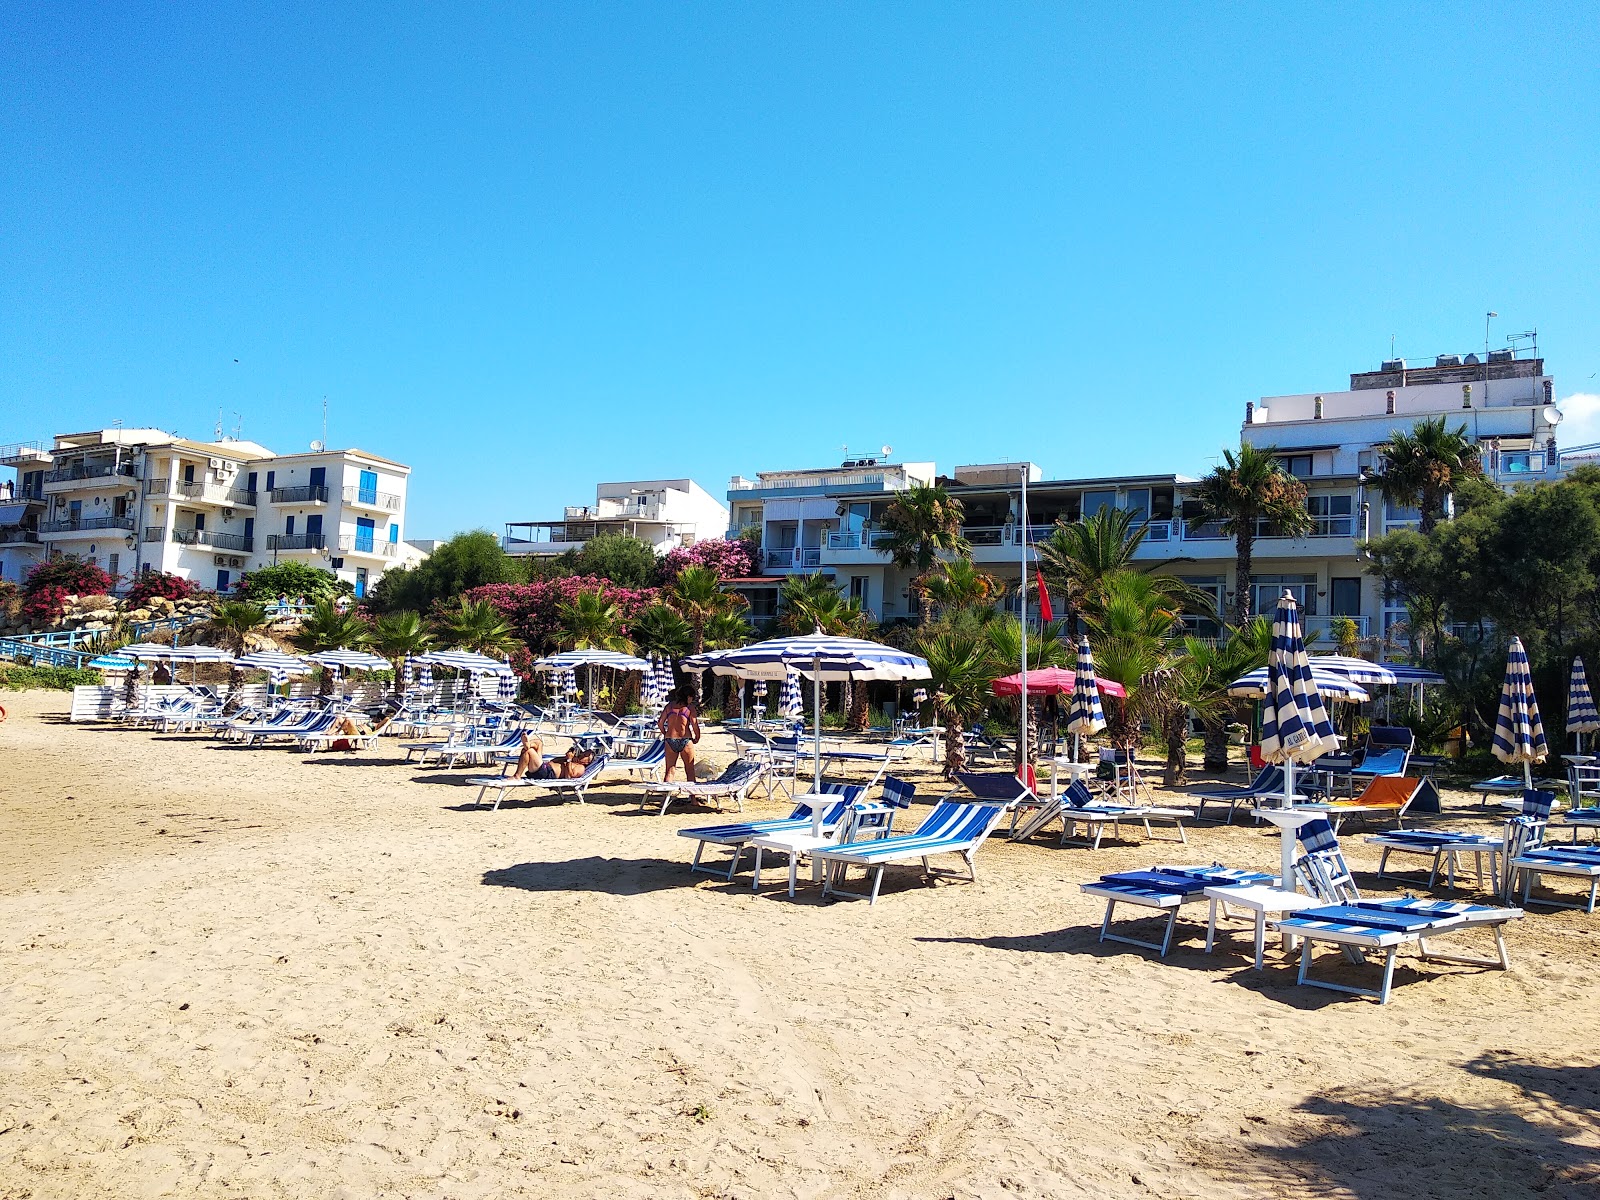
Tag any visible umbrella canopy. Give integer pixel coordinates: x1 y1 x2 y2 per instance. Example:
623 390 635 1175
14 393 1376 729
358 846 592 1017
235 651 312 674
88 654 136 671
534 649 651 672
1227 665 1370 704
497 672 519 702
417 662 434 688
1493 636 1548 788
1567 656 1599 738
1307 655 1399 686
694 630 930 831
779 669 803 719
1376 662 1447 686
991 666 1126 699
1066 637 1108 739
304 649 389 671
124 642 236 662
1255 592 1341 893
653 655 675 701
417 649 510 674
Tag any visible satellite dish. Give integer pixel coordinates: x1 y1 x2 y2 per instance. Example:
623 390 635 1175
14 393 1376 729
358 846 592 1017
1543 406 1564 426
310 440 325 451
880 444 893 457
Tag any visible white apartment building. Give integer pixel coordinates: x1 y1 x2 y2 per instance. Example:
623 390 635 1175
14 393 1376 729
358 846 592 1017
503 479 729 560
0 428 423 598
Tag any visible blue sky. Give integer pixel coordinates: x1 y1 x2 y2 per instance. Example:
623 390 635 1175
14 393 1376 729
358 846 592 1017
4 4 1598 538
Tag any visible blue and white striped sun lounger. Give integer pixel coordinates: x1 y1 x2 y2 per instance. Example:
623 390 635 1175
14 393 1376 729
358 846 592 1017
1514 843 1600 912
467 754 612 809
1056 780 1188 850
240 709 337 746
676 785 863 880
614 738 667 783
1079 865 1277 956
1188 767 1304 824
814 796 1010 905
641 757 766 817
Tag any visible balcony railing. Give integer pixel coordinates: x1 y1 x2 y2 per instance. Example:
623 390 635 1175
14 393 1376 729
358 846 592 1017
1303 614 1370 638
338 534 397 556
175 480 256 507
344 486 402 511
266 533 327 551
0 529 40 545
763 547 820 569
144 477 170 495
268 485 329 505
45 462 137 484
38 516 135 534
963 525 1006 546
142 526 163 543
171 528 254 552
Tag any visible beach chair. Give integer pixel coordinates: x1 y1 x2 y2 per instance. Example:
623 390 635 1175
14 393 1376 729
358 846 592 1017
676 784 863 880
814 784 1011 905
297 710 398 752
749 777 916 897
1050 779 1189 850
1509 792 1600 911
1274 818 1524 1002
613 738 667 783
640 757 767 817
1188 767 1302 824
1079 865 1278 956
1295 775 1440 833
468 754 612 810
240 708 337 747
1365 789 1553 893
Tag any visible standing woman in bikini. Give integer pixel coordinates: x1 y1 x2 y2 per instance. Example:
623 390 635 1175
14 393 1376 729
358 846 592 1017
658 687 701 782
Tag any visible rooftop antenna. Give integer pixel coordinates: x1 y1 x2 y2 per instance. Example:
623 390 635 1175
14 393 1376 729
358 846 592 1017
215 407 225 440
233 412 243 440
1390 333 1396 360
322 396 328 450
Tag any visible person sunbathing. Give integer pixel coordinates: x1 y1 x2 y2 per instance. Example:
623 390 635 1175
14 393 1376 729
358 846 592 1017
328 710 394 752
509 732 597 780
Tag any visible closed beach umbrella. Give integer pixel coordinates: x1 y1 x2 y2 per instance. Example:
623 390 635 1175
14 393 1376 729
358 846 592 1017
403 659 415 689
418 662 433 688
1253 592 1341 891
641 656 663 710
1067 636 1108 745
1493 636 1548 790
692 630 930 833
779 669 803 720
1567 656 1599 754
654 655 675 703
497 671 518 702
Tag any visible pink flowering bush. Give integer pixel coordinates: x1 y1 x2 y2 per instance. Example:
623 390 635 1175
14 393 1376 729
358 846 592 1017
465 578 662 662
659 538 756 585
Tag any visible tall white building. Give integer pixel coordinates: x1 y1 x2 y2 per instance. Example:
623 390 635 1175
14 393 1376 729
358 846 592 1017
0 428 424 598
503 479 728 560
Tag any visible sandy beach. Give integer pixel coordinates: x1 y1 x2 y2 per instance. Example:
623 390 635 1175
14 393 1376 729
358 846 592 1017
2 689 1599 1199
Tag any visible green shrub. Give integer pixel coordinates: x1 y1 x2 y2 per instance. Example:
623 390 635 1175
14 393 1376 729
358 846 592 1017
0 665 104 691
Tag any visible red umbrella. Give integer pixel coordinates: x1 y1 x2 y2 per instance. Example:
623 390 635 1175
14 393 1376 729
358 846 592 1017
990 668 1126 699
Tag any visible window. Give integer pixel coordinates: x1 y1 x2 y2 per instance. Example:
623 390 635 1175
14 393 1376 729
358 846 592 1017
849 575 869 603
1251 574 1319 618
1307 494 1353 536
308 466 326 490
354 516 375 553
1280 454 1314 478
1383 497 1421 532
217 569 230 591
284 515 296 536
107 552 120 579
389 522 399 543
183 463 195 484
265 470 275 492
1330 577 1362 616
1081 489 1116 518
358 469 378 505
193 512 205 532
1124 489 1151 522
246 471 257 493
354 568 368 598
330 557 344 569
306 514 323 541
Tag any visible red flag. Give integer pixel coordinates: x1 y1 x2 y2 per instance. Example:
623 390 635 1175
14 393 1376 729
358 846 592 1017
1035 573 1055 624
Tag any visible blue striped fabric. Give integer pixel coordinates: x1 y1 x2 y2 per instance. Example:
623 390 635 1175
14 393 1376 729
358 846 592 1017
536 649 652 672
1228 664 1370 703
881 777 916 809
1297 817 1340 857
779 670 803 718
1308 655 1399 685
418 663 433 687
1568 656 1600 735
681 798 855 841
1067 636 1107 738
642 656 663 709
1493 637 1548 767
823 801 1000 860
1522 788 1557 821
416 649 506 673
687 631 930 682
1258 592 1341 764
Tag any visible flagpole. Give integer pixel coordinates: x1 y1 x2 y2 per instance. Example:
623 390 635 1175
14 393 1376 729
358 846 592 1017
1019 466 1029 782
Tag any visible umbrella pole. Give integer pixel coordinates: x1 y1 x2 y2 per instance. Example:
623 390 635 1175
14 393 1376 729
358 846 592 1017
811 658 824 837
1282 758 1297 892
1523 760 1533 792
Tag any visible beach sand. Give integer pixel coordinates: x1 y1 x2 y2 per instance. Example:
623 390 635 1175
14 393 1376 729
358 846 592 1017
2 688 1598 1199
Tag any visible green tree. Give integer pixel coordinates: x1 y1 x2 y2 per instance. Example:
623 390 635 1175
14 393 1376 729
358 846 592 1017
555 589 632 652
565 533 660 588
630 603 693 661
1186 444 1314 628
1080 571 1188 758
1175 621 1270 775
1371 416 1483 535
922 558 1003 617
778 573 844 635
372 610 435 694
206 600 270 655
366 531 523 613
877 483 970 622
237 562 347 603
917 627 996 777
436 597 522 656
1035 507 1149 632
291 599 374 694
670 565 746 654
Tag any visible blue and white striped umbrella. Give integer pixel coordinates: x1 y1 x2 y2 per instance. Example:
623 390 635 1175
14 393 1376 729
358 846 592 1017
125 643 236 662
753 679 768 697
562 667 578 695
1567 656 1599 743
779 669 803 719
1066 636 1107 740
694 630 930 827
1308 655 1399 686
402 659 415 688
235 650 311 675
641 655 663 709
417 649 507 674
305 649 388 671
418 662 434 688
1258 593 1341 770
1228 665 1370 703
1494 636 1548 788
653 656 675 703
497 672 518 702
89 655 136 671
535 649 651 673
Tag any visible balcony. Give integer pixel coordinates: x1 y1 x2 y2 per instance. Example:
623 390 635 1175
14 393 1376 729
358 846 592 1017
763 547 822 569
171 528 254 552
826 529 894 550
344 486 402 512
175 480 256 508
337 534 397 557
38 515 136 535
963 525 1006 546
1303 614 1370 639
266 533 328 552
43 462 138 490
268 485 329 505
0 529 41 545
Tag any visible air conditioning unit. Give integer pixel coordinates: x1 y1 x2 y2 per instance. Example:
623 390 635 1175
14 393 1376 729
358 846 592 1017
221 507 234 519
213 554 226 566
209 457 222 470
228 556 243 568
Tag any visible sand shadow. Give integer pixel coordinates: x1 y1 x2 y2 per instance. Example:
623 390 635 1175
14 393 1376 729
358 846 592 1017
1224 1051 1600 1197
482 856 689 896
298 756 415 767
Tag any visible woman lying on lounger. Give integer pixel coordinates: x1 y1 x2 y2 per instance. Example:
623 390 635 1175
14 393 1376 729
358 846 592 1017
508 732 597 780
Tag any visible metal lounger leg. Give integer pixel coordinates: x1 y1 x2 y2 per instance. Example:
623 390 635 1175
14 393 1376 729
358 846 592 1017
869 865 885 906
751 845 765 891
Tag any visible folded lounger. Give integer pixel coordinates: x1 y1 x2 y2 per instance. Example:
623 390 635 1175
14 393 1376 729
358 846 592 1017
640 757 766 817
814 784 1011 905
1055 779 1189 850
1278 818 1523 1001
467 754 612 810
1365 789 1555 891
1079 864 1278 956
676 784 864 880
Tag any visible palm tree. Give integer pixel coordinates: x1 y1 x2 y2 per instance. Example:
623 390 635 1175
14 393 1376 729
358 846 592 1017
292 599 374 695
922 558 1003 617
918 627 996 777
1186 444 1313 628
670 565 745 654
630 603 693 661
702 609 752 716
778 572 845 635
1035 507 1149 632
877 483 970 623
1080 571 1187 758
983 616 1072 767
206 599 269 689
555 589 632 652
372 610 435 695
1174 620 1270 775
436 597 521 656
1371 415 1483 534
